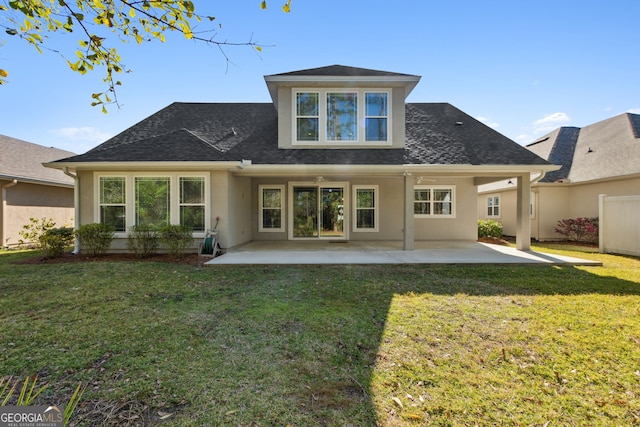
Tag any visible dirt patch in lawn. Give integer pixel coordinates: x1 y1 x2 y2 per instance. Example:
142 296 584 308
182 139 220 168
13 252 208 267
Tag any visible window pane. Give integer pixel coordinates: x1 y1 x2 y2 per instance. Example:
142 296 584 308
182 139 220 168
263 188 282 208
365 118 387 141
101 206 125 232
434 189 452 202
262 208 281 229
327 93 357 141
100 177 125 204
296 92 318 116
365 93 387 116
434 202 451 215
297 118 318 141
414 202 430 215
135 177 170 228
180 206 204 231
414 189 431 201
357 209 375 229
180 177 204 204
357 189 375 208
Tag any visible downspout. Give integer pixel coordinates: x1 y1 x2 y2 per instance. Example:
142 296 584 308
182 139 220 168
1 179 18 248
529 170 548 242
63 167 80 254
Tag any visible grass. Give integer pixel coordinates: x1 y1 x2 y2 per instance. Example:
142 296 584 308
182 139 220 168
0 245 639 426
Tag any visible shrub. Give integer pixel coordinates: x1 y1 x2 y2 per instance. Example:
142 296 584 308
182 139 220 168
39 227 74 258
76 223 115 257
159 224 193 258
127 225 159 257
18 217 55 248
554 217 599 244
478 219 503 239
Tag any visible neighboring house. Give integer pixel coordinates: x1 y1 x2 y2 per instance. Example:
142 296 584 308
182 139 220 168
478 112 640 241
46 65 556 253
1 135 75 247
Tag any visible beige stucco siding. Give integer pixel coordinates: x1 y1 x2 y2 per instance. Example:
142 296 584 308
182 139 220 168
1 181 74 246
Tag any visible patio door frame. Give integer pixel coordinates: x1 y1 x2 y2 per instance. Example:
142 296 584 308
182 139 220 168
287 181 349 241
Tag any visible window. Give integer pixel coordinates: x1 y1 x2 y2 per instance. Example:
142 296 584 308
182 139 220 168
180 177 205 231
296 92 319 141
99 177 126 231
487 195 500 217
259 185 284 232
414 186 455 217
327 92 357 141
293 89 390 144
365 93 388 141
353 185 378 231
135 177 170 228
96 173 209 235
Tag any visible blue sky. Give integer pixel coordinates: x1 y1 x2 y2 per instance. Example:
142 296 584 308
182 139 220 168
1 0 639 154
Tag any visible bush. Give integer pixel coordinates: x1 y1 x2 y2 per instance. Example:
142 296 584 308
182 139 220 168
76 223 115 257
18 217 55 248
159 224 193 258
39 227 75 258
554 217 599 244
127 225 159 257
478 219 503 239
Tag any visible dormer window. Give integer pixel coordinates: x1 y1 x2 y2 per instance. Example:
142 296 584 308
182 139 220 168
293 89 390 145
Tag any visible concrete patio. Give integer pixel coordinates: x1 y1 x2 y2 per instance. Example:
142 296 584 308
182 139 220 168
204 241 602 266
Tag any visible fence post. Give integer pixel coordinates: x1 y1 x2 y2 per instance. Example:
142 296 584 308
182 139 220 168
598 194 606 254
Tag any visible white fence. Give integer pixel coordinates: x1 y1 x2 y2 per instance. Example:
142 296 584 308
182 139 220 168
599 194 640 256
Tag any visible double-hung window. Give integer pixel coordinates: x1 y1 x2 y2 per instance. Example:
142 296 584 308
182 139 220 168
353 186 378 231
180 177 205 231
294 89 390 145
259 185 284 232
414 186 455 217
99 177 126 232
487 195 500 218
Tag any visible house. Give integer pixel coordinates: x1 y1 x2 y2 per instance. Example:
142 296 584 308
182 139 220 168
45 65 556 253
478 112 640 241
1 135 75 247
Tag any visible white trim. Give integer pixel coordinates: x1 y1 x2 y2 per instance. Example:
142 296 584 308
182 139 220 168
413 185 457 218
94 172 210 238
258 185 285 232
292 88 392 146
352 185 379 232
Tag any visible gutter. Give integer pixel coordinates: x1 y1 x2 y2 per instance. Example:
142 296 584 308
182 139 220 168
63 167 80 254
1 179 18 248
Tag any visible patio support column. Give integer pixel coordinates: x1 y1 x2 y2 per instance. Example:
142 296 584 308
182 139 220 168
515 174 531 251
403 172 414 250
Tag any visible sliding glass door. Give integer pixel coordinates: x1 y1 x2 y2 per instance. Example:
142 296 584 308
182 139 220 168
291 184 346 239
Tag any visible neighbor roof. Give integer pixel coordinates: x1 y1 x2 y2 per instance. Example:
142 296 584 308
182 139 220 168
527 113 640 183
268 64 419 78
52 102 549 167
0 135 75 186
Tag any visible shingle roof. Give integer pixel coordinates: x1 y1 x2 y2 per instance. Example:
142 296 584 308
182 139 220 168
527 127 581 182
54 102 549 167
526 113 640 183
268 64 418 78
0 135 75 186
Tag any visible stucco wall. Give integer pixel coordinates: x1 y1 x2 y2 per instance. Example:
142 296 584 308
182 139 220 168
1 181 74 246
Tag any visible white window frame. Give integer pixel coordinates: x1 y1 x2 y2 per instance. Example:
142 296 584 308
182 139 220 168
352 185 379 232
94 172 210 237
413 185 456 218
486 195 500 218
259 185 285 232
292 88 392 146
98 176 127 232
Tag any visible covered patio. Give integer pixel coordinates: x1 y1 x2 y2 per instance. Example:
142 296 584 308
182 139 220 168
204 241 601 266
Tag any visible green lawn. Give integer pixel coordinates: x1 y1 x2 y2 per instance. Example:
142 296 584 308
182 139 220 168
1 245 638 426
